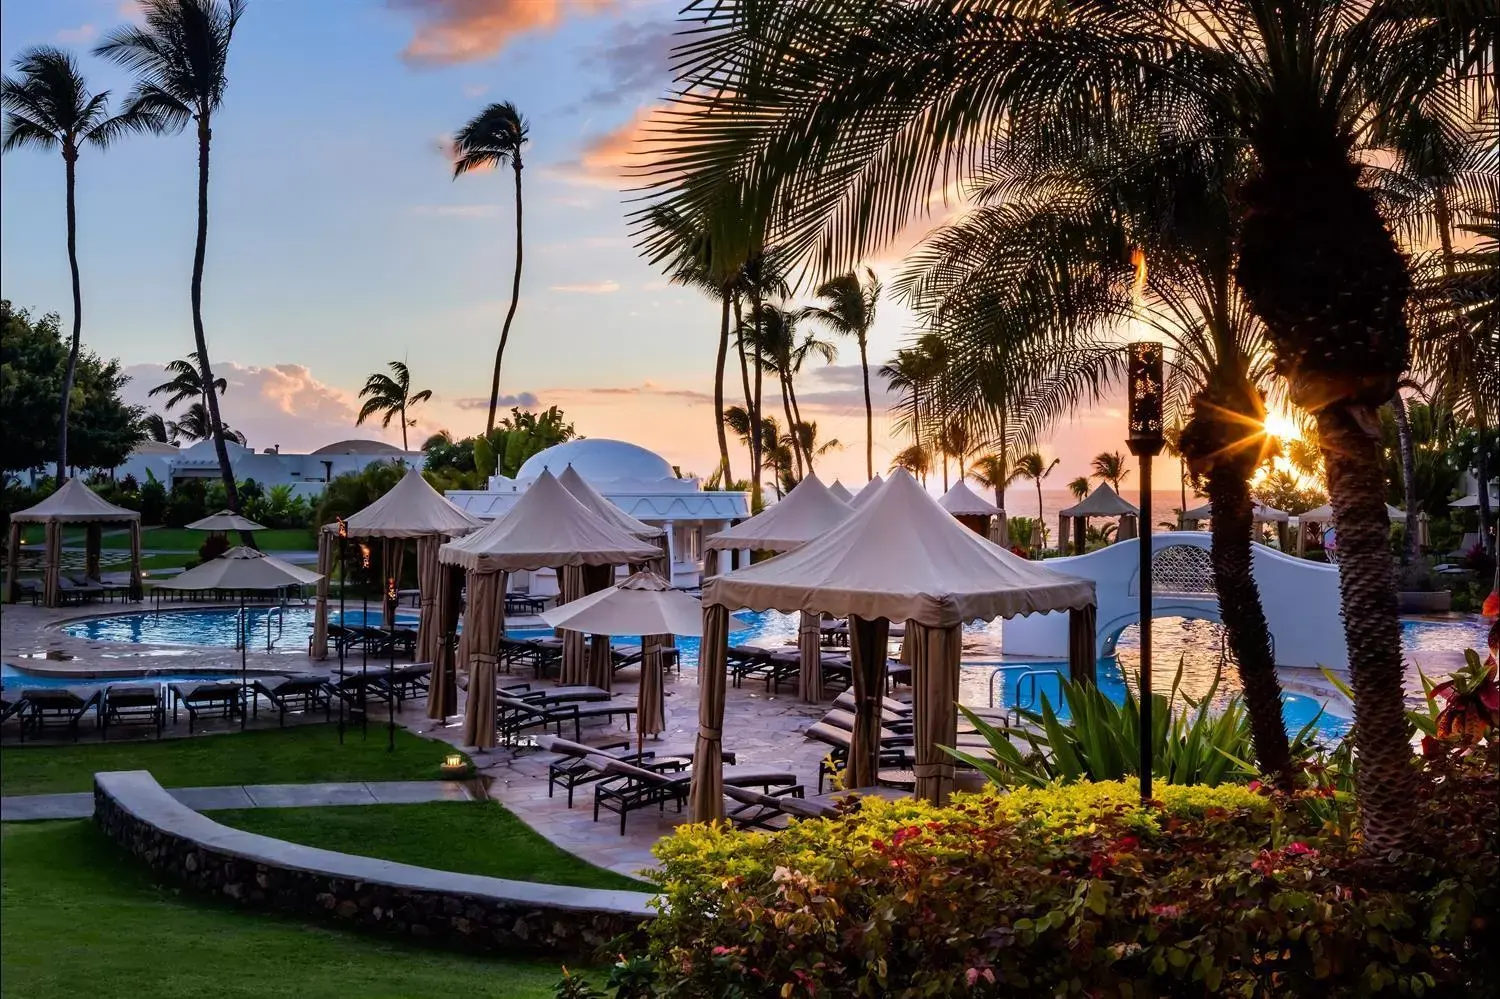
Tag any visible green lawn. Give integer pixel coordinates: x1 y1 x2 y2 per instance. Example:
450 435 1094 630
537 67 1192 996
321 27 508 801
216 802 650 892
0 821 565 999
18 526 317 551
0 725 461 797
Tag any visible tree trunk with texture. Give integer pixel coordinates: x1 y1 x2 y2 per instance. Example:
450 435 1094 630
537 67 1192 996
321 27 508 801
1205 463 1294 786
486 159 525 436
859 335 873 480
1391 393 1418 560
191 119 243 528
780 372 801 480
713 292 733 485
58 148 82 483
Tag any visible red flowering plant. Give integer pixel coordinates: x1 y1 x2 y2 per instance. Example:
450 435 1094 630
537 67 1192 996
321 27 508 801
1421 618 1499 753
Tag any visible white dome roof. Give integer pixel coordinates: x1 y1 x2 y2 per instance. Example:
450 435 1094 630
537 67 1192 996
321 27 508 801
517 439 675 483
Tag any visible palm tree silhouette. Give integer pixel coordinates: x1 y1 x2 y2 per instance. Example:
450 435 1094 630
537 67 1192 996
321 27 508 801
97 0 247 514
803 268 881 479
356 361 432 453
3 47 132 481
1090 451 1129 493
452 101 529 436
1014 452 1060 545
1067 477 1091 502
149 353 227 411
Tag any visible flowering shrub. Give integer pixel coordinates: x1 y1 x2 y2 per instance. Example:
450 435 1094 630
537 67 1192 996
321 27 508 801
644 769 1497 997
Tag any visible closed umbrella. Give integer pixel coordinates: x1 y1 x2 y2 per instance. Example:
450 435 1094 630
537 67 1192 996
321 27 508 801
186 510 266 533
158 547 324 728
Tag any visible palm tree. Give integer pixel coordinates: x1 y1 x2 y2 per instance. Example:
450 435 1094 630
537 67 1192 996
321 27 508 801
168 400 244 445
3 47 131 482
1067 477 1090 502
733 247 790 506
803 268 881 479
970 452 1020 545
890 443 931 481
752 303 837 477
1090 451 1129 494
356 361 432 453
642 0 1488 852
140 412 172 444
1013 452 1059 539
452 101 529 436
96 0 247 515
149 353 226 411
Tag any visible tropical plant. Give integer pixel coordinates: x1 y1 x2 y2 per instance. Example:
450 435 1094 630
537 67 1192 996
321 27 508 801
1013 452 1059 537
749 302 837 477
889 442 930 483
452 100 529 436
355 360 431 453
733 246 790 506
968 453 1017 543
878 337 944 462
471 405 577 479
2 47 132 481
166 400 244 445
1091 451 1129 493
140 412 171 444
97 0 247 516
803 267 881 479
1067 476 1090 502
148 353 226 412
639 0 1492 854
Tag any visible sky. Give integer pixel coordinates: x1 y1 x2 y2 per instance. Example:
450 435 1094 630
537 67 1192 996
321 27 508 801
0 0 1136 501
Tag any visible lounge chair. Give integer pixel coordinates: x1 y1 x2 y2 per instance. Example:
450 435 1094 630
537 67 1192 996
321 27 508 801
1 690 28 741
15 579 42 606
21 687 101 741
57 577 103 605
592 756 799 834
500 682 611 706
495 694 637 746
251 675 333 726
536 736 713 807
326 671 395 712
101 684 165 739
379 662 432 702
724 784 837 829
169 681 244 734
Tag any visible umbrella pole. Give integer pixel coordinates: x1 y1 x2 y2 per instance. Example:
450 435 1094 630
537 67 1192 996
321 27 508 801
387 576 396 753
239 593 247 730
361 588 369 739
336 534 346 745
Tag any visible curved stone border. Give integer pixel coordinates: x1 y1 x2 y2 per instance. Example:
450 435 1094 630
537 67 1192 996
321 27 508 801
94 770 653 957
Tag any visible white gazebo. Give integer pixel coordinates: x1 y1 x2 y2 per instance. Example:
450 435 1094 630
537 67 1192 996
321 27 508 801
848 474 885 510
704 474 855 701
5 479 143 607
828 480 855 503
1058 483 1140 554
688 469 1097 820
445 439 749 590
937 480 1000 536
1294 502 1405 556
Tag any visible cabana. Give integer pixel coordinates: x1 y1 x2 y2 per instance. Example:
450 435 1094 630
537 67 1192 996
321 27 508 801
439 469 658 749
1057 483 1139 555
5 479 142 607
311 467 481 720
703 474 854 701
848 474 884 510
1294 502 1405 556
689 469 1097 820
937 480 1000 536
828 480 855 503
1183 498 1292 549
557 464 669 577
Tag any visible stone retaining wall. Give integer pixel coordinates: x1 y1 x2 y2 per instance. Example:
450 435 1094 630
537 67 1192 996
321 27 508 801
94 770 653 957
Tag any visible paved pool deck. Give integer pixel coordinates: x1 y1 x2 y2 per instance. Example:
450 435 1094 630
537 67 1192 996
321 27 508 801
1 779 473 822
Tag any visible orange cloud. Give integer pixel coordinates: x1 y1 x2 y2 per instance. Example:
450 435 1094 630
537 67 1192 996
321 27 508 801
549 104 675 190
396 0 617 66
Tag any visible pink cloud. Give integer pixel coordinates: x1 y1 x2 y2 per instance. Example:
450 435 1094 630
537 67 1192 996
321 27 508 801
56 23 97 43
394 0 617 66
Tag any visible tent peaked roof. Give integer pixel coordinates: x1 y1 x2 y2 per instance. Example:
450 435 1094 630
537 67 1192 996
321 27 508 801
187 510 265 532
704 468 1095 627
1183 499 1293 523
1060 482 1139 517
705 473 852 552
439 468 660 572
160 546 322 590
827 480 854 503
938 479 1000 517
848 474 885 509
10 478 140 523
334 467 482 538
557 464 665 539
540 569 746 637
1299 502 1404 524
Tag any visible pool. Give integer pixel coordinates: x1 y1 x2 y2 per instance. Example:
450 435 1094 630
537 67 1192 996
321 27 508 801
62 606 414 652
0 664 263 690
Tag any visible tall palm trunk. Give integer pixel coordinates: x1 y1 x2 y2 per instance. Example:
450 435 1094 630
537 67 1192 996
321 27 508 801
713 292 733 485
779 371 801 478
734 297 757 492
486 157 525 435
858 334 873 479
752 331 765 500
191 116 240 520
1391 393 1418 559
942 453 949 491
57 145 82 483
787 375 809 471
1205 463 1294 786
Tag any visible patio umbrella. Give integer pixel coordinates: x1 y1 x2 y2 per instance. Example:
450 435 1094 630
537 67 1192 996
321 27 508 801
186 510 266 533
542 570 747 753
159 547 324 727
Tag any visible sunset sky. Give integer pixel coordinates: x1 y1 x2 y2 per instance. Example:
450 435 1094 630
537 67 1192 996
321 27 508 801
1 0 1135 497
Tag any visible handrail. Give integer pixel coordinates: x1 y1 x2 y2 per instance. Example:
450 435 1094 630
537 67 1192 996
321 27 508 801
265 605 285 652
988 665 1066 723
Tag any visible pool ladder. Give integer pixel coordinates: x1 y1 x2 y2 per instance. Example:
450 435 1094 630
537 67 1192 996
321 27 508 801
264 605 286 652
987 665 1065 723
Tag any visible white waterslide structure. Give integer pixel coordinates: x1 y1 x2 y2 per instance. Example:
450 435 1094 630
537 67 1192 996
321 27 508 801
1002 533 1348 669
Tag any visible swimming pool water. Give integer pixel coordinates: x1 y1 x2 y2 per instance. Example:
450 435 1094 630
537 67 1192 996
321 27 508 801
0 664 253 690
63 606 415 651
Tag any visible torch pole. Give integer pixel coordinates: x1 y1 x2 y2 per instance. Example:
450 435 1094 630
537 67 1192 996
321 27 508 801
1125 340 1164 806
337 531 346 744
1137 455 1153 802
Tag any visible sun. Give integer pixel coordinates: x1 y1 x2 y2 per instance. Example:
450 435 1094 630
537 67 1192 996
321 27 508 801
1262 410 1301 442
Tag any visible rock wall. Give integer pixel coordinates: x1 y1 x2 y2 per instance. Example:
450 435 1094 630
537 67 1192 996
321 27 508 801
94 770 652 958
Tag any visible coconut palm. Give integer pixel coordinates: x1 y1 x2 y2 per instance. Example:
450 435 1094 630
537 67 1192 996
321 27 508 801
1067 477 1090 502
2 47 132 482
638 0 1490 848
452 101 529 436
149 353 226 412
356 361 432 452
890 443 931 482
168 401 244 445
970 452 1021 545
803 267 881 479
1013 452 1059 532
96 0 247 515
1091 452 1129 494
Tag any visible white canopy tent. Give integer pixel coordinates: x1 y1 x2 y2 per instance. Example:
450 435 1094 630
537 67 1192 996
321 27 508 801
938 479 1000 536
689 469 1097 820
848 474 885 510
5 478 143 607
1294 501 1405 556
827 480 855 503
1058 483 1140 554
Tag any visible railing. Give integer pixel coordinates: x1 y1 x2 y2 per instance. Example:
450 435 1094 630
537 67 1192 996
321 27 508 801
988 665 1066 721
265 605 286 652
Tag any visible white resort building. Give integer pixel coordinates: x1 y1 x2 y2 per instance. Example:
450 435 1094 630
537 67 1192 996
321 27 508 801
113 438 424 499
445 438 751 591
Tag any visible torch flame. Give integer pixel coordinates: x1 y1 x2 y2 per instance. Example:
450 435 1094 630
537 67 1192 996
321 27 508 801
1130 247 1148 302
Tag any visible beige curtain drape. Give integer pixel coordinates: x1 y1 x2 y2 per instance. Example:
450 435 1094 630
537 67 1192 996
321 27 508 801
1058 515 1071 555
638 632 669 749
899 618 916 665
4 521 21 602
797 610 822 702
1068 604 1098 686
382 539 407 629
43 520 61 607
427 564 463 720
689 603 730 822
847 616 891 790
558 564 588 685
128 520 142 601
461 569 504 749
583 563 615 690
414 536 442 665
651 534 671 581
701 547 720 581
911 621 963 804
311 529 333 659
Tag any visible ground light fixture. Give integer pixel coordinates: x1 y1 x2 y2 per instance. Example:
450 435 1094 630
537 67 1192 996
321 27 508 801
1126 341 1165 804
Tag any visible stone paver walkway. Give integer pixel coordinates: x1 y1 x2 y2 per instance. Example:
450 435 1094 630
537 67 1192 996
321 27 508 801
0 779 471 822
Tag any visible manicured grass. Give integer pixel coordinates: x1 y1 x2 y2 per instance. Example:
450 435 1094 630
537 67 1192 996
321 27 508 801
0 820 565 998
109 527 319 551
0 724 461 797
216 802 650 892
